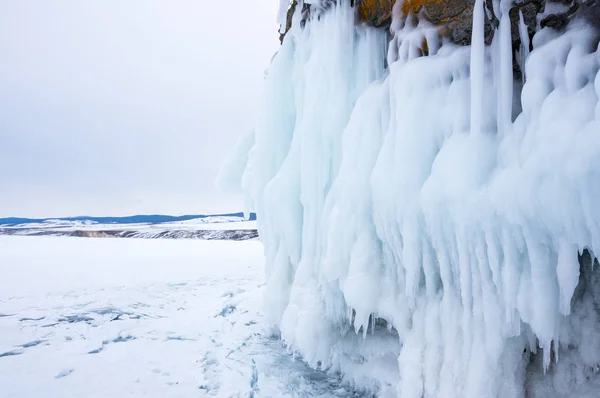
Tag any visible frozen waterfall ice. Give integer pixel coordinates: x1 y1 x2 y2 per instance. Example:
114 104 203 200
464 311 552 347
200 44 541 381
222 1 600 397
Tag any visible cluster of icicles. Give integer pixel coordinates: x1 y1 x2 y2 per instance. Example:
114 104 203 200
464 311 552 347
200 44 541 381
221 1 600 396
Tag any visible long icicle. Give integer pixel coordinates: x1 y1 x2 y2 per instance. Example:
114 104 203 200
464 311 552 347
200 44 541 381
470 0 486 134
498 0 514 135
518 10 531 83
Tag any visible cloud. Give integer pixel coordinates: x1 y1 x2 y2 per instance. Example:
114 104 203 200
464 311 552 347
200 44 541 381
0 0 279 217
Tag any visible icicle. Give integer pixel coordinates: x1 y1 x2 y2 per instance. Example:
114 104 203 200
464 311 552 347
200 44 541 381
470 0 486 134
542 340 551 373
497 0 514 134
518 10 531 83
557 243 580 316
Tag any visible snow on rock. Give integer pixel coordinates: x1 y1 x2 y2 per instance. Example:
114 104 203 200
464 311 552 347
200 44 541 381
223 1 600 397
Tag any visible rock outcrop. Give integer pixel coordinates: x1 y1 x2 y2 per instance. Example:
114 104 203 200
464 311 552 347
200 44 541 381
356 0 394 26
357 0 477 43
278 0 599 81
281 0 599 46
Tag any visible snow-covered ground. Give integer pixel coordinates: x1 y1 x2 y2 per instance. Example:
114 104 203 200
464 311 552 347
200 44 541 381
0 236 366 398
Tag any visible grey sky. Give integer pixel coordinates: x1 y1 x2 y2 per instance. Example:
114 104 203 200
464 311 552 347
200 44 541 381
0 1 279 217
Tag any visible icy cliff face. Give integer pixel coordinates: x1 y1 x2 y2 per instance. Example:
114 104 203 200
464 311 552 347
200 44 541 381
225 1 600 396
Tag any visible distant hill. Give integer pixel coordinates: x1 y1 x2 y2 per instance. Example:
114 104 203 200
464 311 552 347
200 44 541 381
0 212 257 226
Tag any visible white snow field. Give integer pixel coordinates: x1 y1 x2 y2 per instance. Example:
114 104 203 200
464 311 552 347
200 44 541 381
222 1 600 397
0 236 368 398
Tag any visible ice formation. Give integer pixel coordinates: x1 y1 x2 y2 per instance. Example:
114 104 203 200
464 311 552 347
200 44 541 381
223 1 600 396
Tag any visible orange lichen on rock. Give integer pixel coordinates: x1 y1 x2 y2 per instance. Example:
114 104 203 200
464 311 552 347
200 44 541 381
401 0 427 15
357 0 396 26
357 0 477 45
358 0 472 27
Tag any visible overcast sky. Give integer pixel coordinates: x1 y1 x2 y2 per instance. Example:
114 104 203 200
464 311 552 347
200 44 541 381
0 1 279 217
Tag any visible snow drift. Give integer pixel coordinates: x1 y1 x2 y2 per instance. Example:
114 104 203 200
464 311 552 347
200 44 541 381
223 1 600 396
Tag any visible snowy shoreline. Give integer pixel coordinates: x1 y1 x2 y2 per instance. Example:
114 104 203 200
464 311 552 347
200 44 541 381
0 227 259 241
0 218 259 240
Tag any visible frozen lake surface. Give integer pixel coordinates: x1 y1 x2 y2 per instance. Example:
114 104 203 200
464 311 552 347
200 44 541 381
0 237 368 398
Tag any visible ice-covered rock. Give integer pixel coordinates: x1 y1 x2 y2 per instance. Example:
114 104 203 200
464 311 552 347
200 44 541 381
223 1 600 397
